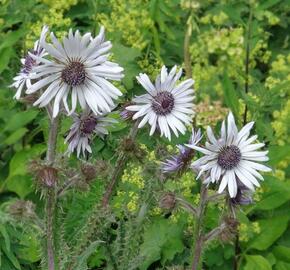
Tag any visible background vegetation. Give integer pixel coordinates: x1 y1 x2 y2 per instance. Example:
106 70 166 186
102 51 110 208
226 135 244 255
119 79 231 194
0 0 290 269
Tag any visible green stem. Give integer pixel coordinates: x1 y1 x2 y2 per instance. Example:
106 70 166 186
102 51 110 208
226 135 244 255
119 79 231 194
45 115 59 270
242 9 253 126
101 120 139 208
184 12 193 78
191 184 207 270
235 7 253 270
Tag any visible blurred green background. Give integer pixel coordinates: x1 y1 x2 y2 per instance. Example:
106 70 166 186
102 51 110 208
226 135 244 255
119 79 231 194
0 0 290 269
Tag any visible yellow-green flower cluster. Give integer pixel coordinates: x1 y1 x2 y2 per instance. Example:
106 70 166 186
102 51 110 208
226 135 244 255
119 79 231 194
137 58 164 79
239 221 261 242
115 163 144 212
272 102 290 146
195 97 228 126
190 27 245 91
255 10 280 25
25 0 77 49
180 0 200 10
266 54 290 165
200 11 229 25
97 0 153 50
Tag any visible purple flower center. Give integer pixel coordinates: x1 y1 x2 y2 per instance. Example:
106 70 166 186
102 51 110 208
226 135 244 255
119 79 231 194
22 53 37 74
61 61 86 86
80 116 97 135
151 91 174 115
217 145 241 170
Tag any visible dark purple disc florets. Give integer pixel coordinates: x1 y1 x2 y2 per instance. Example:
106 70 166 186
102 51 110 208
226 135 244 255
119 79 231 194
217 145 241 170
80 116 97 135
151 91 175 115
61 61 86 86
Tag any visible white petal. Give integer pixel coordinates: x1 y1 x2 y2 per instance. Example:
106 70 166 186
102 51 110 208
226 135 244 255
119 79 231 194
218 173 229 193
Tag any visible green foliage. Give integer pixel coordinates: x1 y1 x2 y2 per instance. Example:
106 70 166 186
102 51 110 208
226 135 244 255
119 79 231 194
245 255 272 270
0 0 289 269
140 217 185 269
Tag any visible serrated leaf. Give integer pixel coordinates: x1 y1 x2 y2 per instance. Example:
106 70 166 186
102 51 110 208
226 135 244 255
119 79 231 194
0 29 24 52
6 174 33 198
222 72 240 117
253 176 290 211
245 255 271 270
7 144 46 179
249 216 289 251
0 224 10 252
1 243 21 270
111 44 141 89
140 218 184 269
18 233 41 263
4 110 38 132
0 47 13 73
75 241 103 270
275 261 290 270
268 145 290 166
273 246 290 263
4 127 28 145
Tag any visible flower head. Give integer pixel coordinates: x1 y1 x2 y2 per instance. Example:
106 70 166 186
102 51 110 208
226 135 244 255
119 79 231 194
162 128 202 173
11 26 48 99
230 182 253 206
126 66 195 140
26 26 124 117
65 111 116 158
189 112 271 198
120 102 136 121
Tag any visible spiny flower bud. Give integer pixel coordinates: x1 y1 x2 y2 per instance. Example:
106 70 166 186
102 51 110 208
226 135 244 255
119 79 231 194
19 93 39 105
81 162 97 182
37 166 58 188
120 102 136 121
219 217 239 243
9 200 36 220
121 137 136 152
230 182 253 206
159 192 176 211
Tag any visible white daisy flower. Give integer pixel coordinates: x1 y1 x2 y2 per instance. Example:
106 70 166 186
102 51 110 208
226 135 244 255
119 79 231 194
126 66 195 140
161 128 202 174
65 110 116 158
11 26 48 99
189 112 271 198
26 26 124 117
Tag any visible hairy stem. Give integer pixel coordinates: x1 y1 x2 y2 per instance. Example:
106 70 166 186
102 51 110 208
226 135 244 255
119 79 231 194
176 196 197 216
101 120 139 208
45 116 59 270
234 7 253 270
242 9 253 126
204 223 227 243
184 12 193 78
192 184 207 270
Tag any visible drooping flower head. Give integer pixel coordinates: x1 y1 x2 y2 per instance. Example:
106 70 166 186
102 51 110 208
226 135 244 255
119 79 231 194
230 182 253 206
11 26 48 99
189 112 271 198
26 26 124 117
120 101 136 121
162 128 202 174
65 111 116 158
126 66 195 140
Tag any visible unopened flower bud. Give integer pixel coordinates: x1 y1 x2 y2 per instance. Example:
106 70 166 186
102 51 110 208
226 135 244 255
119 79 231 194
219 217 239 242
20 93 39 105
37 166 58 188
9 200 36 219
230 182 253 206
159 192 176 211
120 102 136 121
121 138 136 152
81 162 97 182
